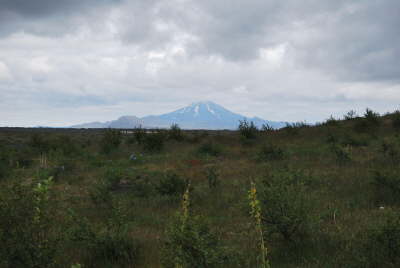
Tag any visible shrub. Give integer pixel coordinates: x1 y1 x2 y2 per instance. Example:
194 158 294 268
259 170 317 242
261 123 274 132
381 140 400 164
257 143 285 161
50 135 78 156
68 204 140 267
0 178 61 268
283 122 307 136
133 125 146 144
341 134 369 147
344 110 357 120
238 119 258 139
157 172 187 197
323 115 339 126
205 166 219 189
30 133 50 153
326 133 338 144
372 171 400 205
392 111 400 131
360 211 400 266
143 131 165 152
354 108 381 133
330 145 351 165
364 108 380 126
197 142 222 157
100 129 122 154
168 123 184 141
161 186 226 268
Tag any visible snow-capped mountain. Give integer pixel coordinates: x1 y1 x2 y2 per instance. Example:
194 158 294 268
142 101 286 129
71 101 287 129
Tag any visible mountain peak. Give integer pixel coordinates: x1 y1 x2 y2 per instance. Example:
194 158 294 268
72 101 288 130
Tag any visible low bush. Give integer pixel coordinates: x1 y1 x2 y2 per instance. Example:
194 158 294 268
197 142 223 157
143 131 165 152
354 108 381 134
157 172 187 197
372 171 400 205
133 125 147 144
341 134 369 147
168 123 184 141
162 186 227 268
100 129 122 154
205 166 219 189
68 205 140 267
0 178 61 268
257 143 285 161
359 211 400 267
392 111 400 131
344 110 358 120
238 119 258 139
259 169 317 242
30 133 50 153
331 145 351 165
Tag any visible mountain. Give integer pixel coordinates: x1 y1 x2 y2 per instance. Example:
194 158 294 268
71 101 287 129
71 116 143 129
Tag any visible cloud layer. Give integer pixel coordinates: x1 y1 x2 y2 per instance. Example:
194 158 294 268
0 0 399 126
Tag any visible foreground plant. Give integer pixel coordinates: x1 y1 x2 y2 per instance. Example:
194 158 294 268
249 181 270 268
162 181 226 268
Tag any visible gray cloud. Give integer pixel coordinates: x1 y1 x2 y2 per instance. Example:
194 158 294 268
0 0 399 127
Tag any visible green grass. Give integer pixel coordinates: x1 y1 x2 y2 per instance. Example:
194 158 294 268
0 111 400 267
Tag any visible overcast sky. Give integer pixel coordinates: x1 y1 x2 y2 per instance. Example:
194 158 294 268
0 0 399 127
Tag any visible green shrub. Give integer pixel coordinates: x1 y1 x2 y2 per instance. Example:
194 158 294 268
50 135 78 156
259 170 317 242
143 131 165 152
0 178 61 268
392 111 400 131
341 134 369 147
323 115 339 126
354 108 381 133
162 215 226 268
30 133 50 153
364 108 380 126
360 211 400 267
100 129 122 154
372 171 400 205
238 119 258 139
68 204 140 267
157 172 186 197
381 140 400 163
283 122 307 136
133 125 146 144
326 133 338 144
344 110 357 120
197 142 222 157
261 123 274 132
331 145 351 165
257 143 285 161
168 123 184 141
205 166 219 189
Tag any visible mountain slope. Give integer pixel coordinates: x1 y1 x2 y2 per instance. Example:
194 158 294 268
71 101 287 129
142 101 286 129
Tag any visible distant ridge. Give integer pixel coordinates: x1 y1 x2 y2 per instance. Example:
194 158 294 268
70 101 287 129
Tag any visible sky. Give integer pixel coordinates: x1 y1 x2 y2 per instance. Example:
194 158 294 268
0 0 399 127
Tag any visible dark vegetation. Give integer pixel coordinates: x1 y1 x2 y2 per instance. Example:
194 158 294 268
1 109 400 267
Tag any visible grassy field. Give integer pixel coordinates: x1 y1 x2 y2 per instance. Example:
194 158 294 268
1 110 400 267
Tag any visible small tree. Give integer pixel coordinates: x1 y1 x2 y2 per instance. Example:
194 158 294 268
259 170 316 242
169 123 184 141
161 184 226 267
100 129 122 154
238 119 258 139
